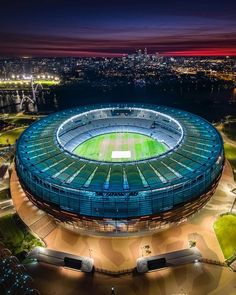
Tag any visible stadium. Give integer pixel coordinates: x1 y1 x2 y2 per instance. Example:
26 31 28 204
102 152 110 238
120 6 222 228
15 104 224 235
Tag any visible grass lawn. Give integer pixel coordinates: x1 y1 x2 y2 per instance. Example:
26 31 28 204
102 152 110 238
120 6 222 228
73 132 168 162
0 214 44 255
223 121 236 141
0 80 59 86
0 189 10 201
0 127 25 145
224 143 236 179
34 80 60 85
4 117 36 126
213 214 236 259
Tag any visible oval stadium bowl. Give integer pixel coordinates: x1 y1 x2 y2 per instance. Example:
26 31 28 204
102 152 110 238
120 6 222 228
15 104 224 235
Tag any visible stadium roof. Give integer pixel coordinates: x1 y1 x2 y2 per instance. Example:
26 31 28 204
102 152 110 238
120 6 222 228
16 104 223 193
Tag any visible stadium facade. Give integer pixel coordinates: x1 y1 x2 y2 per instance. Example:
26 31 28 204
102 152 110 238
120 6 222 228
15 104 224 235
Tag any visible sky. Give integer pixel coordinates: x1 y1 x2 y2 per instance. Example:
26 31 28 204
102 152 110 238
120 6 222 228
0 0 235 57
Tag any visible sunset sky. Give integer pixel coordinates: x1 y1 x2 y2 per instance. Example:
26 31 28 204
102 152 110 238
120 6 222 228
0 0 235 57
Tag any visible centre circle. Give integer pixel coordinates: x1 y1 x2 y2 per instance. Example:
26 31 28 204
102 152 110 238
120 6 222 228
72 132 168 162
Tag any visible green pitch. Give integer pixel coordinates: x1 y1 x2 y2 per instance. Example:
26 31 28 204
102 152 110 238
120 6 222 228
73 132 168 162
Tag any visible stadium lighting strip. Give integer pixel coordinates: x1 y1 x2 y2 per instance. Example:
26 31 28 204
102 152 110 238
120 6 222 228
55 107 184 159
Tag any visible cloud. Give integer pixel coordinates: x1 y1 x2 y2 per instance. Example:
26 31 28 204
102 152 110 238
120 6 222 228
0 29 235 56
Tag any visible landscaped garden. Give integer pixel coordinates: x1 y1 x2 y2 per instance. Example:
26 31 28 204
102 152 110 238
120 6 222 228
0 214 44 255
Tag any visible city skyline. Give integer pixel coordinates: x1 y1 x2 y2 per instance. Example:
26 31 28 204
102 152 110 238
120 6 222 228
0 0 235 57
0 2 235 292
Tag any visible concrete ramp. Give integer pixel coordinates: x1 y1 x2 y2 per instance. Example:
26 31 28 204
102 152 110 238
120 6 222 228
137 248 202 273
28 247 94 273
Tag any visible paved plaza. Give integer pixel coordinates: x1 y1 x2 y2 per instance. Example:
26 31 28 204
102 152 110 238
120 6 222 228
11 160 236 294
